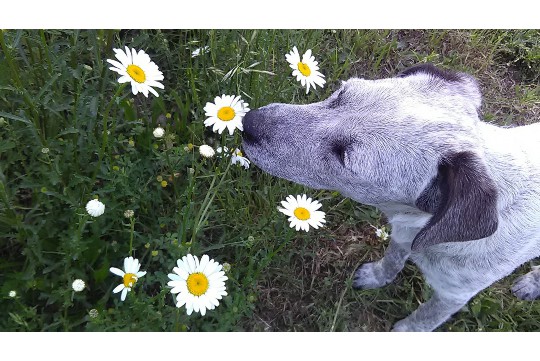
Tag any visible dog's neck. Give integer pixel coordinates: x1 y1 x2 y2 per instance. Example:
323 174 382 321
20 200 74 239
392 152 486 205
478 121 536 212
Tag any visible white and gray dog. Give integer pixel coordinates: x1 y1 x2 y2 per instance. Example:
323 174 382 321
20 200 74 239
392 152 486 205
241 64 540 331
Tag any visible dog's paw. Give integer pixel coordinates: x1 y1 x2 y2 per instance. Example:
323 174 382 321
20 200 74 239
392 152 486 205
391 319 414 332
352 261 391 290
512 270 540 301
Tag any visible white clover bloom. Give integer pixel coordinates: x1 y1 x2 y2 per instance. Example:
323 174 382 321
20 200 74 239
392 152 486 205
278 194 326 232
106 46 164 98
124 209 134 218
9 290 16 298
199 144 215 158
41 147 49 154
285 46 326 94
86 199 105 217
72 279 85 292
109 256 147 301
203 95 250 135
191 46 209 58
153 126 165 138
231 148 250 169
168 254 228 316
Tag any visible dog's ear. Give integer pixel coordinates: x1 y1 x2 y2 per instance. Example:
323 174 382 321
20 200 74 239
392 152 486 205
412 151 498 251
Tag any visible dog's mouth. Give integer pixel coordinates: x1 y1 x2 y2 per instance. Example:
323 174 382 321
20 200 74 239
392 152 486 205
241 128 258 146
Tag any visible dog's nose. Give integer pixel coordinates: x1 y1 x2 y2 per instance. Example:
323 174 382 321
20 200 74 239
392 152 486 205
242 109 264 143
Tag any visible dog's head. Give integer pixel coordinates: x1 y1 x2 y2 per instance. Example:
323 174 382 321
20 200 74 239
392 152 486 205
242 64 498 249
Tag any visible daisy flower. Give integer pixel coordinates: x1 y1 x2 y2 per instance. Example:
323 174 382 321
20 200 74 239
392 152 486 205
285 46 326 94
153 126 165 138
216 146 250 169
278 194 326 232
231 148 250 169
109 256 147 301
167 254 228 316
106 46 164 98
203 95 250 135
86 199 105 217
199 144 215 158
72 279 85 292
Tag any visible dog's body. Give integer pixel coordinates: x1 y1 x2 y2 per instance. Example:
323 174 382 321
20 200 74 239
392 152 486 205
242 64 540 331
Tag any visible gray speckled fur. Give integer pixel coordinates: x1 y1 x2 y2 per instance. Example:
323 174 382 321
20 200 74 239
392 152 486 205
242 65 540 331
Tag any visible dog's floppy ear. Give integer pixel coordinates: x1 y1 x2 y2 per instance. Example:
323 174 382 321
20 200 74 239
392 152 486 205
412 151 498 251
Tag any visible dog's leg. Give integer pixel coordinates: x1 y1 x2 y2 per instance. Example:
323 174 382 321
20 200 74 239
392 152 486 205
511 266 540 300
353 238 410 289
391 292 469 332
353 224 420 289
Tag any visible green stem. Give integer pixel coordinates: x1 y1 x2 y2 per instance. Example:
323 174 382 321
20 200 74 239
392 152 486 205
190 160 231 244
129 217 135 256
92 84 127 183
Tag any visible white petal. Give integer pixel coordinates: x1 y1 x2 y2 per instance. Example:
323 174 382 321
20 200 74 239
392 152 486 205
109 267 125 277
112 284 124 293
120 288 128 301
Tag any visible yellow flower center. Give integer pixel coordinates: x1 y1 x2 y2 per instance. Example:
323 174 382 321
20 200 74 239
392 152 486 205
217 106 235 121
236 151 243 157
126 64 146 83
186 272 209 296
123 273 138 288
297 62 311 76
294 207 311 221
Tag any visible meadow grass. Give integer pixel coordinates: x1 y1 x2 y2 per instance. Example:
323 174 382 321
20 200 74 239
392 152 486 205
1 29 540 331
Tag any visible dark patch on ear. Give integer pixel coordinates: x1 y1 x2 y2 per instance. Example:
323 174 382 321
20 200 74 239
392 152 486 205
415 167 447 214
398 63 463 83
412 151 498 251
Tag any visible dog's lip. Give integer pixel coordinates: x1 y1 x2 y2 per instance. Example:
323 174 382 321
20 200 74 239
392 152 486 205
241 132 258 146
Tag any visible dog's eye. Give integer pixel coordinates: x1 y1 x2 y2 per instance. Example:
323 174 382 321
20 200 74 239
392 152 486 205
332 144 348 166
328 89 345 109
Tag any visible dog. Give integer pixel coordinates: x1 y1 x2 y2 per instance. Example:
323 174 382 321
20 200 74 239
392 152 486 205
241 64 540 331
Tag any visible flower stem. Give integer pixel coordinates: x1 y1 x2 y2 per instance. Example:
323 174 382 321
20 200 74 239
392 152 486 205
190 160 232 244
129 217 135 256
92 84 127 184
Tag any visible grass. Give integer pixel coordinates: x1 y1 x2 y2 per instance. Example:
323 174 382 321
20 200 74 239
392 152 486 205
1 29 540 332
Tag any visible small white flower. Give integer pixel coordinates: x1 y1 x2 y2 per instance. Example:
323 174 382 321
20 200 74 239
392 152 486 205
285 46 326 94
124 209 134 218
109 256 147 302
222 262 231 273
106 46 164 98
231 148 250 169
41 147 49 154
199 144 215 158
217 147 250 169
375 227 389 241
216 146 228 156
278 194 326 232
86 199 105 217
153 127 165 138
89 309 99 318
203 95 250 135
191 46 209 58
72 279 85 292
9 290 16 298
167 254 228 316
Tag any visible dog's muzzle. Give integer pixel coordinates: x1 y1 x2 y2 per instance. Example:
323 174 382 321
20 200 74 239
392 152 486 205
242 109 263 145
